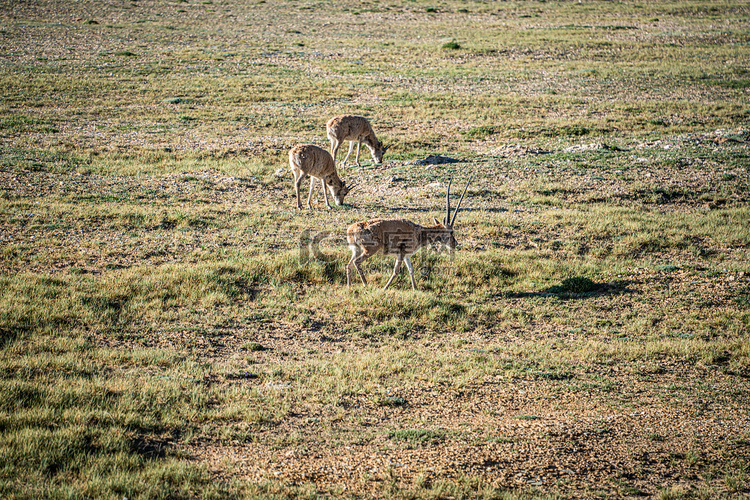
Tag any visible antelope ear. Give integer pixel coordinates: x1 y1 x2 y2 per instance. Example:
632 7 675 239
433 217 441 226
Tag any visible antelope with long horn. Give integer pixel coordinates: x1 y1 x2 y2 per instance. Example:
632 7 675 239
327 115 387 167
346 177 471 290
289 144 355 210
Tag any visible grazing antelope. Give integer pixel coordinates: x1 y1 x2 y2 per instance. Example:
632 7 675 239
346 177 471 290
327 115 387 167
289 144 353 210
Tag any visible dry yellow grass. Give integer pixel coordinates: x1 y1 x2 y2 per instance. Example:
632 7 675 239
1 0 749 498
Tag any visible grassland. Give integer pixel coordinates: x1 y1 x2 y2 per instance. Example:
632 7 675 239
1 0 749 498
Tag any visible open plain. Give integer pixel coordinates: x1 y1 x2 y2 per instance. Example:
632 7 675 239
1 0 749 498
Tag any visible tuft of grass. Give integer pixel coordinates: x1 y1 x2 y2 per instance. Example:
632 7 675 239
388 428 445 447
561 276 598 293
378 395 407 407
464 125 503 139
243 342 266 352
163 97 194 104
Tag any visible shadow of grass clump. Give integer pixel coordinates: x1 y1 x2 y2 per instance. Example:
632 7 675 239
543 276 602 298
560 276 598 293
505 277 634 300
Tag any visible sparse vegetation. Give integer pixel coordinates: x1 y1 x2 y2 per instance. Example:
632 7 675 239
441 41 461 50
1 0 749 498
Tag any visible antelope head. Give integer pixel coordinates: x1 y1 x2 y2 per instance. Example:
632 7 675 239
432 176 471 251
371 141 387 164
329 178 358 206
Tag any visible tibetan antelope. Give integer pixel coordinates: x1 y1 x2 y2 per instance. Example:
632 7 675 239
327 115 387 167
346 177 471 290
289 144 353 210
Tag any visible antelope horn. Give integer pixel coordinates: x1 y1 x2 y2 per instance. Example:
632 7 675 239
450 175 472 227
445 177 453 226
348 182 359 191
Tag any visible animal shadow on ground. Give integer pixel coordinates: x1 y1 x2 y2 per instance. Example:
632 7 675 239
391 206 508 215
504 279 636 300
129 430 181 460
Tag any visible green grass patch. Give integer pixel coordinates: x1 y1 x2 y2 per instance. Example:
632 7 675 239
388 428 446 447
